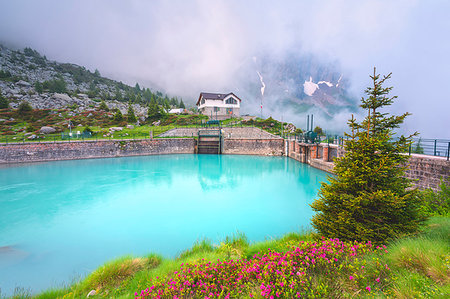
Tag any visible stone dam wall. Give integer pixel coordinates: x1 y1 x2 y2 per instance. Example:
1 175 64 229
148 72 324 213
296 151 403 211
223 139 284 156
0 138 447 191
159 127 281 139
0 139 195 164
287 140 449 191
0 137 285 164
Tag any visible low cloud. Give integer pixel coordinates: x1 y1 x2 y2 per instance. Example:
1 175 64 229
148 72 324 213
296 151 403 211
0 0 449 137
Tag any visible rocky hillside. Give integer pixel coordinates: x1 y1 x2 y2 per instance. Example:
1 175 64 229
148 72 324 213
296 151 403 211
0 44 184 116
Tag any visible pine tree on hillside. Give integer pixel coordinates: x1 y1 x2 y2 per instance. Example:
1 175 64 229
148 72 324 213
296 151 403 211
163 98 171 112
179 99 185 109
0 89 9 109
99 100 109 111
127 102 137 123
147 97 161 122
113 109 123 122
310 68 424 244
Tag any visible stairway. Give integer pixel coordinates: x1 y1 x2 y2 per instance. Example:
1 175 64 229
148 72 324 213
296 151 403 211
197 129 222 154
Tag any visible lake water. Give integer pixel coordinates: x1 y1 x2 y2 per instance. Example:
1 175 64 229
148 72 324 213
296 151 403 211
0 154 329 296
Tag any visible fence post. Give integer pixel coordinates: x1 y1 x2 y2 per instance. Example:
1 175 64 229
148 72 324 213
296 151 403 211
447 142 450 161
434 139 437 156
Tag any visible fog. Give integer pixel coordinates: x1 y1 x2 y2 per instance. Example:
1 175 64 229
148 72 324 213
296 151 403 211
0 0 449 137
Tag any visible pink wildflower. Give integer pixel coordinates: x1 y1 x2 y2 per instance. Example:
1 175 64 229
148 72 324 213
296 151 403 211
366 286 371 292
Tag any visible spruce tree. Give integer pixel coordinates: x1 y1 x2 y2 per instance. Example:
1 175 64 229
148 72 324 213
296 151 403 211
0 89 9 109
179 99 186 109
113 109 123 122
310 68 424 243
127 102 137 123
147 97 161 122
99 100 109 111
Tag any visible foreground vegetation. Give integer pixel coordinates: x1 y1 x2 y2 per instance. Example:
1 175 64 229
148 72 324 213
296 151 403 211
5 214 444 299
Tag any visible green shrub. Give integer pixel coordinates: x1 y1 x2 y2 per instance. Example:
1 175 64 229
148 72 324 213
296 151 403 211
26 124 35 132
311 69 425 244
420 178 450 216
99 100 109 111
83 126 93 134
18 101 33 113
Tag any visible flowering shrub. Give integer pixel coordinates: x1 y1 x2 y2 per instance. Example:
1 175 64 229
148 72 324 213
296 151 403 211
136 238 390 298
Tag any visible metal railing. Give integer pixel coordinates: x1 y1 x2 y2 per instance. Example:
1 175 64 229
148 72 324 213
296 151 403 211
408 138 450 160
284 134 450 161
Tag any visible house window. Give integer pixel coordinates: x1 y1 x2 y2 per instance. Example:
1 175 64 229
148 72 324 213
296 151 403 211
214 107 220 112
225 98 237 105
226 108 233 114
201 99 205 105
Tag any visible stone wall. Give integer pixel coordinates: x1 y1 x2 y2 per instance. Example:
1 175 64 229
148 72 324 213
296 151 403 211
160 127 281 139
223 139 284 156
0 139 195 164
287 140 450 190
404 155 450 190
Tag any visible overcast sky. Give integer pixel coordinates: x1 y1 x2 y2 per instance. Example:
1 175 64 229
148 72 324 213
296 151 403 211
0 0 449 138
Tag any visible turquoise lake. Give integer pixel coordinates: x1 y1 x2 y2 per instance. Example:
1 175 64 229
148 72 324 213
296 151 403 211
0 154 329 296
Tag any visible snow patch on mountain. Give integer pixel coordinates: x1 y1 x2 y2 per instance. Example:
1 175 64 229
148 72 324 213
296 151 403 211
318 81 333 87
303 76 319 96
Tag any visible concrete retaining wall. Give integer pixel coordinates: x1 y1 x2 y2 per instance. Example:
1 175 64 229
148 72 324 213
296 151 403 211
0 138 195 164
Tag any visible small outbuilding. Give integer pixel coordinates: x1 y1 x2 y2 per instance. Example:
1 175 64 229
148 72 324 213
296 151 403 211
168 108 186 114
196 92 241 119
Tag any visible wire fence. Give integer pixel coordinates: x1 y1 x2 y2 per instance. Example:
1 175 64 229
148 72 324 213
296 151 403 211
1 125 449 160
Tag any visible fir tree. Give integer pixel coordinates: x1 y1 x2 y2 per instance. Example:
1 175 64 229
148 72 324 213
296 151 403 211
99 100 109 111
310 68 424 243
0 89 9 109
134 83 141 93
147 97 161 122
34 81 43 93
163 98 171 112
114 87 123 101
412 138 424 154
113 109 123 122
179 99 186 109
127 102 137 123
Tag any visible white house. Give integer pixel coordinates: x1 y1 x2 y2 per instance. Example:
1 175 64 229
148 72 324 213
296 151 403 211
196 92 241 118
168 108 186 114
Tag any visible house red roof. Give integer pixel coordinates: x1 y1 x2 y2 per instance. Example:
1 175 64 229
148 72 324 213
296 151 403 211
196 92 242 106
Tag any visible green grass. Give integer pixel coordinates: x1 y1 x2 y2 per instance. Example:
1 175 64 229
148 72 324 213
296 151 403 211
5 220 448 298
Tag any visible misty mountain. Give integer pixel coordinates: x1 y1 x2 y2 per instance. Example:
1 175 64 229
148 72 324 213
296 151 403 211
0 44 181 113
236 52 358 122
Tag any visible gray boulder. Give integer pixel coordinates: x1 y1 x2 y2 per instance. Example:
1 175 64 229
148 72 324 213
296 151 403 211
39 126 56 134
16 80 31 87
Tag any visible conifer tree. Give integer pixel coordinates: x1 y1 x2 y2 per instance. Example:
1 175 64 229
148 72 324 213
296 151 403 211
99 100 109 111
147 97 161 122
179 99 186 109
0 89 9 109
127 102 137 123
113 109 123 122
310 68 424 243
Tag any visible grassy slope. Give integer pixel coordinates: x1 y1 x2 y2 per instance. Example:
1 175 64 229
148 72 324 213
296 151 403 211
7 216 446 299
